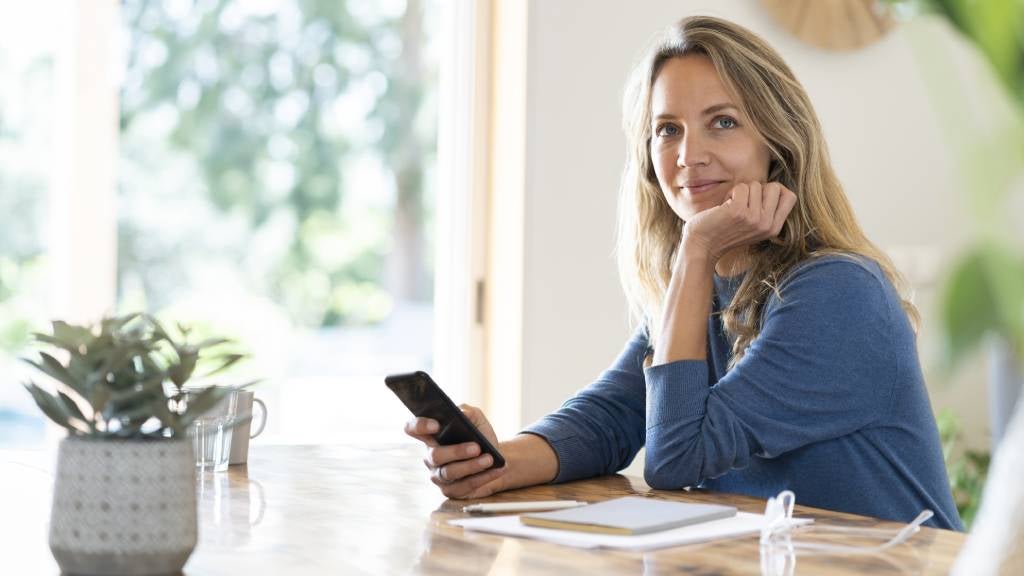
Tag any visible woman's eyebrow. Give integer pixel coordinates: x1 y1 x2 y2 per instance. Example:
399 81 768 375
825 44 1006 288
702 103 739 116
652 102 739 122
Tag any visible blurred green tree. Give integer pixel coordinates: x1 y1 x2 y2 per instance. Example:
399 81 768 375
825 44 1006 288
119 0 435 327
0 42 51 354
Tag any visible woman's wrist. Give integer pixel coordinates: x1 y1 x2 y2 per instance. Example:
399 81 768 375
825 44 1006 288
498 433 559 491
676 232 718 275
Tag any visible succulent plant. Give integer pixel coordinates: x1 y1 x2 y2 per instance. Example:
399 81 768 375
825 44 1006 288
22 313 249 439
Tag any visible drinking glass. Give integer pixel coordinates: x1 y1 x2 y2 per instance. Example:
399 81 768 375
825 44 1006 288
186 388 238 473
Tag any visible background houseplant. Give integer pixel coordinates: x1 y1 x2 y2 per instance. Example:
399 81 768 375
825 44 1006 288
937 408 991 527
890 0 1023 572
910 0 1024 446
23 313 246 575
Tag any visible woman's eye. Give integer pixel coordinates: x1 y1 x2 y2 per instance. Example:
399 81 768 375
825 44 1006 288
655 123 680 137
713 116 737 129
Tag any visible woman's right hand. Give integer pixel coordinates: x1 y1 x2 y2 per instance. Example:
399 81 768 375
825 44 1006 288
404 404 509 499
681 181 796 264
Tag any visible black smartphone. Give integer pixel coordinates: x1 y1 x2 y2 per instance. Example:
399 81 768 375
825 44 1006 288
385 371 505 469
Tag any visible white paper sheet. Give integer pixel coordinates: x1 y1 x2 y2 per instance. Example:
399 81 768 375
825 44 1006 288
449 511 812 551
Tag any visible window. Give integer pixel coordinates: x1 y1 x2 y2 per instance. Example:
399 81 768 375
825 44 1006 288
0 1 58 449
119 0 441 444
1 0 482 449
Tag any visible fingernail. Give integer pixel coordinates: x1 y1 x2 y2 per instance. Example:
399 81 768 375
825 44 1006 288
478 455 492 466
426 421 439 433
466 444 479 456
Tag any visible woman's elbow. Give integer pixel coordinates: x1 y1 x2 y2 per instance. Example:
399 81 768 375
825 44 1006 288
644 430 705 489
643 455 699 490
644 469 679 490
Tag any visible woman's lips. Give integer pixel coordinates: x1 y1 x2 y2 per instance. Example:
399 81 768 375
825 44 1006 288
682 180 725 194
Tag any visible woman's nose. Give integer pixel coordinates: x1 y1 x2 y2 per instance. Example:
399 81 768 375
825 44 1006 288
677 132 710 168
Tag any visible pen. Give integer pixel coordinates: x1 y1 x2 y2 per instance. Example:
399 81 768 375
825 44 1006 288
462 500 588 514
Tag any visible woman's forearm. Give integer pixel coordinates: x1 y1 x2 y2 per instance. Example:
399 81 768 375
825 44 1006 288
652 242 716 365
497 433 559 490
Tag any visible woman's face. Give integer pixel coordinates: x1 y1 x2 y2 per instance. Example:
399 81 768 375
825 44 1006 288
649 55 771 221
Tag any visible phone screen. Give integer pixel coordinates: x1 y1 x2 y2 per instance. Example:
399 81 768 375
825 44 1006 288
385 371 505 468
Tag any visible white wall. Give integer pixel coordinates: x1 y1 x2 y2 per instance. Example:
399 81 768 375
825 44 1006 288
510 0 1004 452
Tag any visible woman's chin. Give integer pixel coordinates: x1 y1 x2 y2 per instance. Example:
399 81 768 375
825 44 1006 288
676 202 720 221
666 191 728 221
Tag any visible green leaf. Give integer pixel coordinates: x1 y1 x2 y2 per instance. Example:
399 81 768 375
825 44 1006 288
108 375 164 402
104 388 165 424
941 246 1024 371
57 390 89 422
140 352 165 380
195 337 231 349
106 393 159 420
50 321 94 350
941 249 1002 369
30 333 85 355
23 383 81 433
201 353 247 378
176 322 192 338
89 381 112 415
100 312 142 336
109 400 162 423
169 349 199 387
150 395 182 436
982 248 1024 347
147 315 170 341
98 343 148 378
22 351 81 391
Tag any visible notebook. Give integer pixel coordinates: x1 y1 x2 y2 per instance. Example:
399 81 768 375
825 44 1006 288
519 496 737 535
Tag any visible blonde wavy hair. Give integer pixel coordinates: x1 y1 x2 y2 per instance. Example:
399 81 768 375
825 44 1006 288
617 16 917 364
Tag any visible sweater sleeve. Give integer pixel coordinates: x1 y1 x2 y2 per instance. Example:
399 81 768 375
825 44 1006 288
643 259 899 490
521 327 651 482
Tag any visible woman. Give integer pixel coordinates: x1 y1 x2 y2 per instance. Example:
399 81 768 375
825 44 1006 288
406 16 962 530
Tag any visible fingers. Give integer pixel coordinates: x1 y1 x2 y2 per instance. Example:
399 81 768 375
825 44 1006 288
747 181 762 217
405 416 439 436
421 438 502 498
423 441 480 469
749 182 795 240
761 182 781 218
730 182 750 210
770 185 798 236
682 180 797 263
410 403 505 499
756 182 781 238
434 463 507 500
459 403 497 441
459 404 484 426
404 417 440 447
430 453 495 485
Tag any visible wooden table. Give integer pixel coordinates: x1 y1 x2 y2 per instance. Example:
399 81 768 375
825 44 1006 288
1 444 966 574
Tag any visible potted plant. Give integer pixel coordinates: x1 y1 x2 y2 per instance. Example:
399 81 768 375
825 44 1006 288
22 313 245 575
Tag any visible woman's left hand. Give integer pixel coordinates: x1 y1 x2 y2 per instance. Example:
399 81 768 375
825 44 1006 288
681 181 797 263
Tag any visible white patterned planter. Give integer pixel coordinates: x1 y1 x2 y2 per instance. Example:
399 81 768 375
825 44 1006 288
49 437 197 575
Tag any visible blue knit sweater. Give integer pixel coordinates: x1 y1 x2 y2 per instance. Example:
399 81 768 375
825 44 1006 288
524 255 963 531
